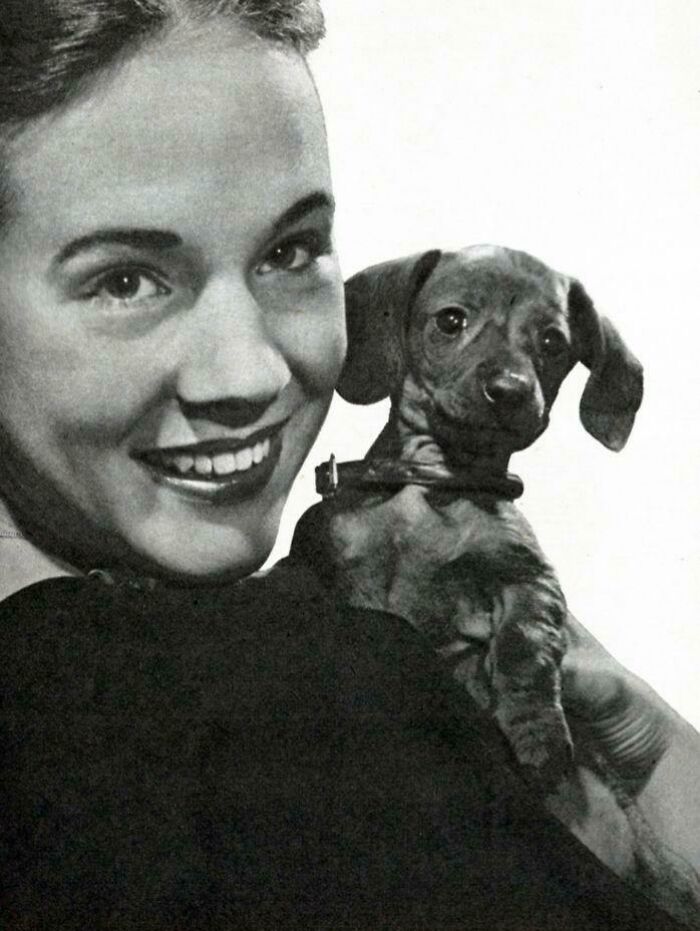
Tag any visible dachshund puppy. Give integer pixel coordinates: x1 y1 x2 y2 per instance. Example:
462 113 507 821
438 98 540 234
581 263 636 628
291 245 643 788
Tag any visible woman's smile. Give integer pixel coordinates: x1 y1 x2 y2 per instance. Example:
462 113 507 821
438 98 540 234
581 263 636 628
135 419 287 505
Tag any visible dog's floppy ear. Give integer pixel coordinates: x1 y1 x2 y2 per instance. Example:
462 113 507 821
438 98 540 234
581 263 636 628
337 250 442 404
567 279 643 451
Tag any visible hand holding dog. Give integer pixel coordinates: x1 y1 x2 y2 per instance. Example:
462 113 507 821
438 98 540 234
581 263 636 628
561 613 700 875
292 243 700 920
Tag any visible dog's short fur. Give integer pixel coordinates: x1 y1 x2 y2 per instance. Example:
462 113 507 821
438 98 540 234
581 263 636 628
292 245 643 787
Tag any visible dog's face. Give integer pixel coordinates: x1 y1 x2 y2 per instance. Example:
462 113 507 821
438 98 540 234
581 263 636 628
338 244 643 461
405 246 576 457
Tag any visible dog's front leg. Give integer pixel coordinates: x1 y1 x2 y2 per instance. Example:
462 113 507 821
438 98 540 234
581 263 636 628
488 573 573 788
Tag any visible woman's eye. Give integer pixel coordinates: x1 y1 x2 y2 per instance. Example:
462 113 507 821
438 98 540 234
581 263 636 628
88 268 169 305
540 326 569 357
435 306 470 336
257 235 322 275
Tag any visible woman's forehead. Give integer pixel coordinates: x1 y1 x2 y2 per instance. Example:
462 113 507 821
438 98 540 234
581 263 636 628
4 23 330 250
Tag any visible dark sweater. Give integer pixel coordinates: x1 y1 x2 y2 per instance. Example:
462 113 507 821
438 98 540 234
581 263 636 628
0 563 686 929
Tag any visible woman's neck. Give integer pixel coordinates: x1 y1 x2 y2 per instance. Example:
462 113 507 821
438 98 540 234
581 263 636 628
0 496 78 602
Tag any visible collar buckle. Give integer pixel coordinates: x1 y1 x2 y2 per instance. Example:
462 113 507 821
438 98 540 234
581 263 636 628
315 453 340 498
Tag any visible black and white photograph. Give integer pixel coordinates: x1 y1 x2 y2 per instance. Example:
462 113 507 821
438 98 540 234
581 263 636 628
0 1 698 927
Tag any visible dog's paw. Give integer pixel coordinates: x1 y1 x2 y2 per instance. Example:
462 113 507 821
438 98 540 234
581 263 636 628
495 700 574 790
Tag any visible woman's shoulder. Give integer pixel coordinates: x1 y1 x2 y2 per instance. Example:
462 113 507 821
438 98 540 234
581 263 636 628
0 561 446 712
0 535 76 603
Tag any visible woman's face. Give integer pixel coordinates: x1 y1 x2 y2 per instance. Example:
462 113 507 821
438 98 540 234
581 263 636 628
0 23 345 578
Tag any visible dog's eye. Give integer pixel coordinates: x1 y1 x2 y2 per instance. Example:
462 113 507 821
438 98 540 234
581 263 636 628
540 327 568 356
435 306 469 336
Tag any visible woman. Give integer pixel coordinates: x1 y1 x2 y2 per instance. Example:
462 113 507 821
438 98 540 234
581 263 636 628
0 1 698 928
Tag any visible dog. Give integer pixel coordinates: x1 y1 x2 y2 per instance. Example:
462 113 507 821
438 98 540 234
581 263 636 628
291 244 643 789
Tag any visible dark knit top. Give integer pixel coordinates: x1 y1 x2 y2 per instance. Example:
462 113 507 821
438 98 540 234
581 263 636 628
0 563 687 930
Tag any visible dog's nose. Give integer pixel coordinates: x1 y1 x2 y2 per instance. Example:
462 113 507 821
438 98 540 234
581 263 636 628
481 371 532 410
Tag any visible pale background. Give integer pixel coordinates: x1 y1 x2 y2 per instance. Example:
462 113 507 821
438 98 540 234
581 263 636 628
268 1 700 730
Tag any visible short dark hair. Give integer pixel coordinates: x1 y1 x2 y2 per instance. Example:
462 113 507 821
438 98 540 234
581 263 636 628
0 0 324 123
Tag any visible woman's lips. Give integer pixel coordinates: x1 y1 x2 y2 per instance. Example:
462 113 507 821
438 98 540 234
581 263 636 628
134 420 287 504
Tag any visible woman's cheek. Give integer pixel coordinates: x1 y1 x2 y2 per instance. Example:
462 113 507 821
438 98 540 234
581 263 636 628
300 277 347 392
319 315 348 391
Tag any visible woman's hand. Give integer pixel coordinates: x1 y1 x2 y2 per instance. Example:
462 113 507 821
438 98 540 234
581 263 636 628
561 613 670 792
561 612 700 874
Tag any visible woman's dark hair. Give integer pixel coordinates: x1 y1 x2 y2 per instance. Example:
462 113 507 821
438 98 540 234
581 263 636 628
0 0 324 123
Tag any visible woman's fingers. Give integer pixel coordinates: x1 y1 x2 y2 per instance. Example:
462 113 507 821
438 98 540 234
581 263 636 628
560 613 626 720
561 612 671 791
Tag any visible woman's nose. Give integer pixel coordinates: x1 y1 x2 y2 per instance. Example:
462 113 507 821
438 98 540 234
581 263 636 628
176 278 292 408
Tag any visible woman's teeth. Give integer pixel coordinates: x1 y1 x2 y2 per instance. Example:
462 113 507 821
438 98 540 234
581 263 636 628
162 439 271 478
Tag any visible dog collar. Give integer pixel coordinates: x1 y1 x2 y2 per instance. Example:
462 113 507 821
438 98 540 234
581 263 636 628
315 455 524 500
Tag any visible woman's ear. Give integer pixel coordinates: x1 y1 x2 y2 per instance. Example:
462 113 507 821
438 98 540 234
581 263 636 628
567 279 644 451
336 249 442 404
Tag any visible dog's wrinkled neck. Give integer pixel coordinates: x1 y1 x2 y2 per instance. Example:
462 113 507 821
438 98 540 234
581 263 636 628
368 405 513 478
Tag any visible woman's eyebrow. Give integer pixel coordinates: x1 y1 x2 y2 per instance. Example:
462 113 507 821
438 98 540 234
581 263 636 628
54 229 182 266
271 191 335 234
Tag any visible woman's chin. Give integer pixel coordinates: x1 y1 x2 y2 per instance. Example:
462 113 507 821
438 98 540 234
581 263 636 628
129 545 272 585
113 514 281 584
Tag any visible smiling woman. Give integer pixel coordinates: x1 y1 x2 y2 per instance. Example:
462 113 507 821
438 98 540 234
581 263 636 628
0 4 345 583
0 2 699 929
